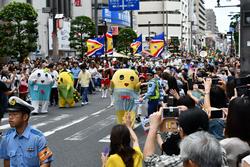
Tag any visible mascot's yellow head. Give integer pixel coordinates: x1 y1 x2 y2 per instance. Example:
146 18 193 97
57 72 74 90
111 69 140 90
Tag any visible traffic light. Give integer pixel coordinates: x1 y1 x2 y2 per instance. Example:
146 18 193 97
217 0 220 7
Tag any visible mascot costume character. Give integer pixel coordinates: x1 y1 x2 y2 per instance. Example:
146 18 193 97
57 71 75 108
111 69 141 127
28 69 53 114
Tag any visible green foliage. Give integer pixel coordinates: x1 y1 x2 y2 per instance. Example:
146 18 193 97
0 2 38 62
69 16 95 58
116 28 137 55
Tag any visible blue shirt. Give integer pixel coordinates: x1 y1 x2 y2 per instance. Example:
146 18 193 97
0 125 53 167
71 67 81 79
143 78 164 101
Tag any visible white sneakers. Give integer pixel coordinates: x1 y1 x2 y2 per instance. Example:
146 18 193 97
81 102 88 106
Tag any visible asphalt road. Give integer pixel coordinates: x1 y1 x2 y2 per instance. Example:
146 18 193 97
0 92 147 167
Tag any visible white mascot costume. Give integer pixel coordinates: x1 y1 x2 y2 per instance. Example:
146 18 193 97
28 69 53 114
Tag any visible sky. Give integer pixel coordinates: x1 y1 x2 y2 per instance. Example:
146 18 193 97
205 0 240 33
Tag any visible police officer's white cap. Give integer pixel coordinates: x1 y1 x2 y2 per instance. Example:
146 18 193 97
7 96 34 114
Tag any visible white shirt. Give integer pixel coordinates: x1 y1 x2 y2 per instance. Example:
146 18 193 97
50 70 58 88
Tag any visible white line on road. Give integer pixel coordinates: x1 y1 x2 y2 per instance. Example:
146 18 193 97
44 116 89 137
98 122 142 143
33 114 70 129
64 115 116 141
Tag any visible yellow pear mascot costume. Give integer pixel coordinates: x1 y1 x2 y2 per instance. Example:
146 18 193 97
111 69 140 127
57 71 75 108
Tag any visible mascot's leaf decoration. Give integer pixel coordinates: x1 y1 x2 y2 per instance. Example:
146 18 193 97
57 71 75 108
28 69 54 114
111 69 141 127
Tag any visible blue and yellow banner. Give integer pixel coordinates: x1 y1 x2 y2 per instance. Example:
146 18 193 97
130 34 142 54
86 36 104 56
106 32 113 55
150 32 164 57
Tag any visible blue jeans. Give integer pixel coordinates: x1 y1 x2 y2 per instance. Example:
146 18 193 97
148 99 159 116
81 87 89 103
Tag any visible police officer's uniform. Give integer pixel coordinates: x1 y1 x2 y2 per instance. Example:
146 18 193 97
0 96 53 167
143 72 163 116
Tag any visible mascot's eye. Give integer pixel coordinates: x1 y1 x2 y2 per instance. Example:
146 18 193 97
119 75 124 80
45 74 48 77
130 76 134 81
37 73 41 77
60 78 63 82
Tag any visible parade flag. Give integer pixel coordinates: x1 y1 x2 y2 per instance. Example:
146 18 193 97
150 32 165 57
86 36 104 56
130 34 142 54
106 32 113 54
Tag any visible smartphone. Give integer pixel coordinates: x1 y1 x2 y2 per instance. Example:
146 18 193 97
167 96 174 106
198 84 205 89
162 107 179 118
235 76 250 87
102 146 109 156
187 78 193 90
163 95 169 104
210 109 223 119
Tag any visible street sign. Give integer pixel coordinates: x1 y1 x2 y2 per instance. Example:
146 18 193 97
109 0 140 11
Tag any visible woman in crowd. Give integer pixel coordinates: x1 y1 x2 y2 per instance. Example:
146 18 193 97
101 112 143 167
220 96 250 167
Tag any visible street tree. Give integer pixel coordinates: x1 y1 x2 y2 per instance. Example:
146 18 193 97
69 16 95 58
116 28 137 55
0 2 38 62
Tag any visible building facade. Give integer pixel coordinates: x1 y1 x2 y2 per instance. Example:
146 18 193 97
137 0 190 51
193 0 206 50
205 9 218 34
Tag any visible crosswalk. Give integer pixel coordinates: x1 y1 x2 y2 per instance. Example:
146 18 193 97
0 106 142 143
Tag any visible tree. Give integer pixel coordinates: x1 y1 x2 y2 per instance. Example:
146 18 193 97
0 2 38 62
116 28 137 55
69 16 95 58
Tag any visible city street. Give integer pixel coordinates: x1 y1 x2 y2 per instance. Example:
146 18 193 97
0 92 146 167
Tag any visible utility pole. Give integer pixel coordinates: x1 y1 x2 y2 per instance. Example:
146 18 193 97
52 0 59 59
94 0 98 36
240 0 250 76
148 21 151 40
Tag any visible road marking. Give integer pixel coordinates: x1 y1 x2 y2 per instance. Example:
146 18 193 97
0 115 48 130
64 115 116 141
1 115 47 122
44 116 89 137
98 122 141 143
33 114 70 129
91 105 113 116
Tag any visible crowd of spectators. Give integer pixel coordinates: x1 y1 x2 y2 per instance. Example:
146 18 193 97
0 52 250 167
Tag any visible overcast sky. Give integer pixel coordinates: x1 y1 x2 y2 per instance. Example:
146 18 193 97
205 0 240 33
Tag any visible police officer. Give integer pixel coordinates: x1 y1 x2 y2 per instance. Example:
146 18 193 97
139 71 163 116
0 96 53 167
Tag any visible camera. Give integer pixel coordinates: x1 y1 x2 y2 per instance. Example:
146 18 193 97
162 107 179 118
210 109 223 119
212 78 220 85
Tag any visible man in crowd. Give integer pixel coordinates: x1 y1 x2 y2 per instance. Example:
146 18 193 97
0 96 53 167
